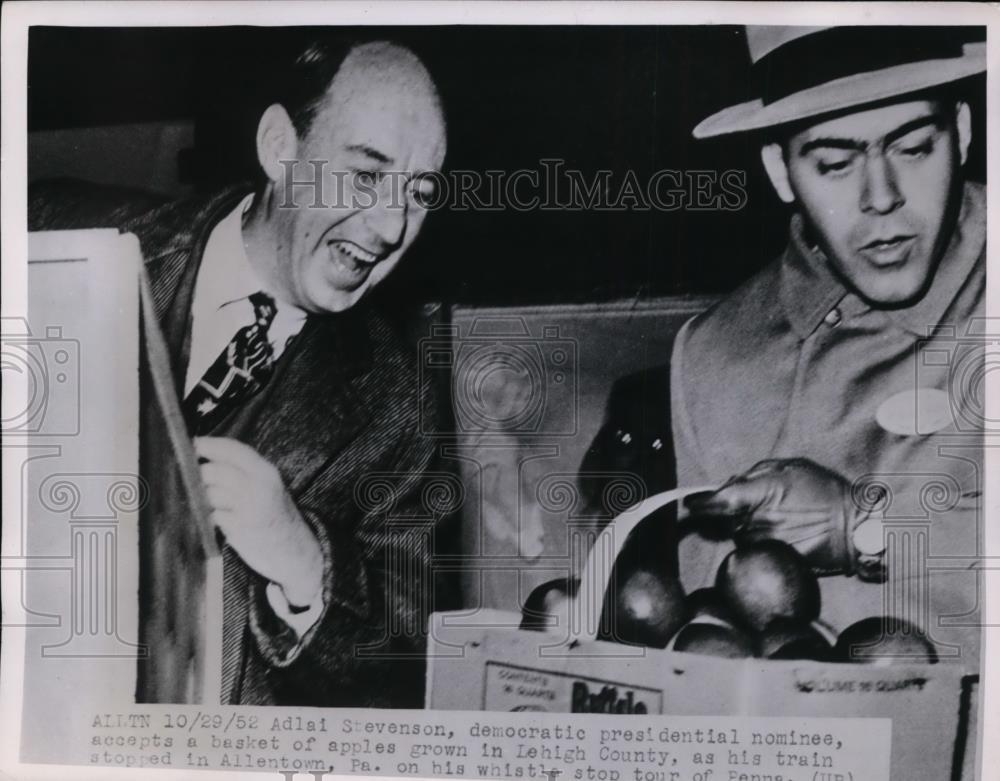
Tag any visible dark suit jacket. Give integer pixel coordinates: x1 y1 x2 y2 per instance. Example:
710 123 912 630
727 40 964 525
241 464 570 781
34 184 450 707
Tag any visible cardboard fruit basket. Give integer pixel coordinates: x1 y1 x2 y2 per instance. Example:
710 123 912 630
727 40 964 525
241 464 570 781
425 489 974 781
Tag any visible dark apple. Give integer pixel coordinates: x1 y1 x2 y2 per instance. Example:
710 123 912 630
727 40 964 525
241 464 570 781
598 569 686 648
671 621 755 659
715 540 821 632
520 577 577 632
834 617 938 665
758 619 832 661
686 587 738 625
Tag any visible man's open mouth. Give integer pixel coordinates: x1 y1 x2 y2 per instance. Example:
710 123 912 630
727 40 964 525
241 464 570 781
328 240 380 267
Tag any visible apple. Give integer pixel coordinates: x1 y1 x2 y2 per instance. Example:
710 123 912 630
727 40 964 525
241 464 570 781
834 617 938 665
520 577 577 632
758 619 833 661
671 621 755 659
686 587 738 625
715 540 821 632
598 569 687 648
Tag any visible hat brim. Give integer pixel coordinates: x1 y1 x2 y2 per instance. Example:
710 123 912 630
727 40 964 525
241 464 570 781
693 43 985 139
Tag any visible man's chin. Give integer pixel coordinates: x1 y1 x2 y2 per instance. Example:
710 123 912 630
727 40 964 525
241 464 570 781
320 292 366 314
311 273 374 313
850 271 932 310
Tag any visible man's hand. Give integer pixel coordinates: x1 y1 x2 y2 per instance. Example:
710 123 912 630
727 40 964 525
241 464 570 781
684 458 868 574
194 436 324 607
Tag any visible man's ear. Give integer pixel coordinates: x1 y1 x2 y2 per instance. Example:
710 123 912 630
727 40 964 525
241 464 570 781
761 143 795 204
256 103 299 184
955 101 972 167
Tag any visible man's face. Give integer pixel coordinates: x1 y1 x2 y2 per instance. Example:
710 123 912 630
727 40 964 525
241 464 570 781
771 100 968 306
269 46 446 313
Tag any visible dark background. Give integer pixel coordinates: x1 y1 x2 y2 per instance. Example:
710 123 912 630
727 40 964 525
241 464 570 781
28 26 986 305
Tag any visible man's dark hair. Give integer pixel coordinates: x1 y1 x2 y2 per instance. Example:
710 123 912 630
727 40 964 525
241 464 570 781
193 30 392 188
267 33 375 136
260 32 374 137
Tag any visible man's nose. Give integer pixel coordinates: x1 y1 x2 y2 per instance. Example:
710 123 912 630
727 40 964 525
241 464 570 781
364 180 409 250
859 153 904 215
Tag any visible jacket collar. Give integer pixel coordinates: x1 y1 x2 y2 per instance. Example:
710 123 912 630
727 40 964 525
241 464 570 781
779 180 986 338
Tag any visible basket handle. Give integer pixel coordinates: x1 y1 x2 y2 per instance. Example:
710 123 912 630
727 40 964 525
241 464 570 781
568 485 714 645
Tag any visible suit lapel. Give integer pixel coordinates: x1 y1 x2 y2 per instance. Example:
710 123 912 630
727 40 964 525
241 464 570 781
154 251 199 398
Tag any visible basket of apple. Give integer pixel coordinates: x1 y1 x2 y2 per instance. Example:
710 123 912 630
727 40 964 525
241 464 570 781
430 488 964 781
520 488 936 665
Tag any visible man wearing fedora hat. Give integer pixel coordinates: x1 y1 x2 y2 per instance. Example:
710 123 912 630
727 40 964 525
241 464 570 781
675 25 986 678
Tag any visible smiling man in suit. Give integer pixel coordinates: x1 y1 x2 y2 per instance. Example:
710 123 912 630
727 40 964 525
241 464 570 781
104 37 448 706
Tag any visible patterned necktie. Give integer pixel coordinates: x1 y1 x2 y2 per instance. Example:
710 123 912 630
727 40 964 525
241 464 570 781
183 292 277 435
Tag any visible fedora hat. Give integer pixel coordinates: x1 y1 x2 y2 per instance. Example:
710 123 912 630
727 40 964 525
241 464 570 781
694 26 985 138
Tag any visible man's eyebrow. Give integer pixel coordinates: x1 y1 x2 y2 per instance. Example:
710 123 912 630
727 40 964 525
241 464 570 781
345 144 393 164
798 137 866 156
883 113 946 146
798 113 947 157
